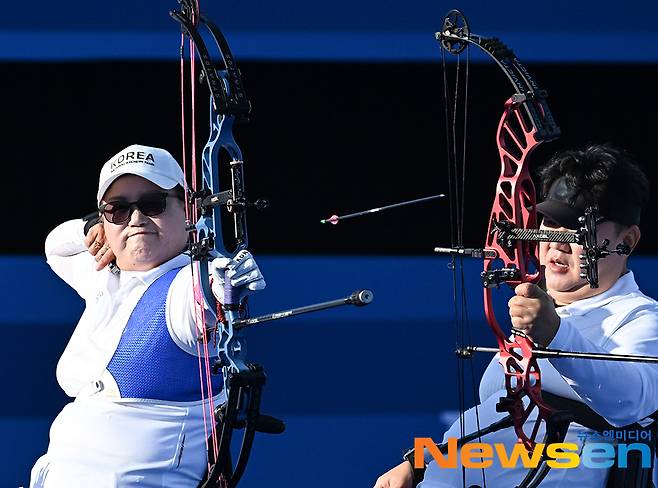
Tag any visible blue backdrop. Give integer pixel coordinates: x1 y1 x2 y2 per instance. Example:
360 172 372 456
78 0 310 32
3 255 658 487
2 0 658 62
3 1 657 486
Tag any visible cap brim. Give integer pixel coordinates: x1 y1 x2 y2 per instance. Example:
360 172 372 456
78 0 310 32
536 200 584 230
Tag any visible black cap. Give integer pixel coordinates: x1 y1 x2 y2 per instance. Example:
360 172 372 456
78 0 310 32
536 176 588 229
536 175 642 229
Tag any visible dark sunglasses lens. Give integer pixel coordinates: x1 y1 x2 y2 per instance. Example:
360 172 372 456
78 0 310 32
103 203 131 224
137 194 168 216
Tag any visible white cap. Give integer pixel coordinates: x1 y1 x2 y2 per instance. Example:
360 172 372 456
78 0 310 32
97 144 186 204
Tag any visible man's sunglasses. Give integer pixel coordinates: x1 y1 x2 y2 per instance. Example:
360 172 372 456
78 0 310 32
99 192 182 224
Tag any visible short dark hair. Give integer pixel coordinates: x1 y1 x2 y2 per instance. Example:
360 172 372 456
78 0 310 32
537 144 649 227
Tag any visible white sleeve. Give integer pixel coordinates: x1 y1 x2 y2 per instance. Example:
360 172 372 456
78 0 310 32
166 264 218 356
548 311 658 426
478 356 505 403
45 219 97 299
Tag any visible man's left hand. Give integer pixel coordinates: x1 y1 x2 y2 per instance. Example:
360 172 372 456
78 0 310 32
508 283 560 347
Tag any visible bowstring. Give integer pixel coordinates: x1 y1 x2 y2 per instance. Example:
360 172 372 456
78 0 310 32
180 7 220 471
460 44 487 488
442 41 487 488
441 42 466 488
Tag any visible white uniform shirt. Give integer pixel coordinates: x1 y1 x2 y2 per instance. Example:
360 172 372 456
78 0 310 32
420 270 658 488
31 220 223 488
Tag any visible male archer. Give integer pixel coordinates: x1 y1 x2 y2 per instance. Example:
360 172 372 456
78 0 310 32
374 143 658 488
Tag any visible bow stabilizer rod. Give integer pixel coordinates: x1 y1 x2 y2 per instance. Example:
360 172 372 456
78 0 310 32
234 290 374 329
459 346 658 363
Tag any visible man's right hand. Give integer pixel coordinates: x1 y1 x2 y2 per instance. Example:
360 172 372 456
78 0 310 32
373 461 414 488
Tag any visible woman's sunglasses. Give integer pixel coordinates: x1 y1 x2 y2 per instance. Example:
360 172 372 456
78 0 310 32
99 192 181 224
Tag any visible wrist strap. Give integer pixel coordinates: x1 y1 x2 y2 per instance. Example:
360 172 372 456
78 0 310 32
82 211 101 235
403 447 427 487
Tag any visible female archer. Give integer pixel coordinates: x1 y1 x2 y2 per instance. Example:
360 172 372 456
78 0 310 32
30 143 265 487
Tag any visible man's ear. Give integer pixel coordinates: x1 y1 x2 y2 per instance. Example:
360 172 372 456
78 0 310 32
621 225 641 253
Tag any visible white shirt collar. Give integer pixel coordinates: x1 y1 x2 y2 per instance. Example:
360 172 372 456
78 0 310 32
556 270 639 317
117 253 190 287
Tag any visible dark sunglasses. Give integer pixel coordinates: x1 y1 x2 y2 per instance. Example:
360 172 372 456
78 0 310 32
99 192 181 224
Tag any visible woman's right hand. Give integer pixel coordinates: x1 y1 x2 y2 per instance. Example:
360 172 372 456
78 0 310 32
83 222 115 270
373 461 414 488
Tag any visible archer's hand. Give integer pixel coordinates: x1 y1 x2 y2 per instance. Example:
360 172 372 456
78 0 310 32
373 462 413 488
83 222 116 271
508 283 560 347
210 250 266 301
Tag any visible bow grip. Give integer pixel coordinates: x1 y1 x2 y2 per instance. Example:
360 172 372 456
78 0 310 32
223 268 240 309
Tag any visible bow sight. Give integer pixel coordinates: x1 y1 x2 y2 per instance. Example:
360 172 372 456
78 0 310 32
435 206 631 289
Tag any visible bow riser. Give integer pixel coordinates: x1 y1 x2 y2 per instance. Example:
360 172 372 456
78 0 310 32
482 98 555 450
199 107 248 259
484 99 541 286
